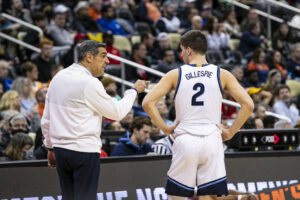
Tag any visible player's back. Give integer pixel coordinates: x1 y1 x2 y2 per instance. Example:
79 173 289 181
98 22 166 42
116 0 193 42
174 64 223 136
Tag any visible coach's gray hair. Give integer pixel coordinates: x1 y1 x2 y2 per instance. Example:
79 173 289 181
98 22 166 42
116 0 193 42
77 40 106 62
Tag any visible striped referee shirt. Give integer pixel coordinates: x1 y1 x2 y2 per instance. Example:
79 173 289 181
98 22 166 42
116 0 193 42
152 135 174 155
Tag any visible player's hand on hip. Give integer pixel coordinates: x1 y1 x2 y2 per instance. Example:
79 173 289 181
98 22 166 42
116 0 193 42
133 79 150 93
163 121 179 135
217 124 234 142
47 150 56 169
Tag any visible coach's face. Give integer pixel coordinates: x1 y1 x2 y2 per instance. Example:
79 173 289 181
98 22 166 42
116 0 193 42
90 47 110 77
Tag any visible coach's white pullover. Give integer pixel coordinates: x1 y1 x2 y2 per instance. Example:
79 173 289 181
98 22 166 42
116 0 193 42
41 63 137 153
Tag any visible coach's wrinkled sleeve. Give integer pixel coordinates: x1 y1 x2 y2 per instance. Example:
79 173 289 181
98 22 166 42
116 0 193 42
84 78 137 120
41 94 53 149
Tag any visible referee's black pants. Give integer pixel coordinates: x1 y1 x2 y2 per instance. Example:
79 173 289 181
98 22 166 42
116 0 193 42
54 147 100 200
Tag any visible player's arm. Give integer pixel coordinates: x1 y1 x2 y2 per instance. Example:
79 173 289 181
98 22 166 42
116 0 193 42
142 69 178 134
220 69 254 141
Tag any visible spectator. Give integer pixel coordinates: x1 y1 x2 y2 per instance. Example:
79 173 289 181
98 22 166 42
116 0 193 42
47 64 64 87
0 132 34 161
247 48 269 83
239 22 265 58
101 77 121 100
272 23 296 60
102 31 121 66
97 5 128 36
120 109 134 130
147 122 160 145
73 1 102 34
191 15 203 31
199 5 213 27
138 0 161 25
89 0 102 20
273 85 299 126
262 69 282 98
126 43 151 81
0 113 29 152
35 87 47 117
48 8 73 46
204 16 230 51
223 9 241 39
0 60 13 91
141 32 156 63
231 66 244 86
22 12 47 41
21 61 44 95
222 91 237 119
240 8 265 35
156 100 173 127
156 1 181 33
267 50 287 80
155 32 170 60
154 32 179 61
24 11 52 58
0 110 19 155
0 90 21 112
157 48 179 73
247 87 272 106
243 69 260 88
152 134 174 155
9 0 32 23
61 33 89 67
11 77 36 116
111 116 154 156
32 38 55 83
254 103 267 119
287 44 300 81
104 121 125 131
180 7 199 31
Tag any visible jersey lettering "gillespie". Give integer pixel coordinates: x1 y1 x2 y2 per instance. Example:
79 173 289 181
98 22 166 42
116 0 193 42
185 70 213 80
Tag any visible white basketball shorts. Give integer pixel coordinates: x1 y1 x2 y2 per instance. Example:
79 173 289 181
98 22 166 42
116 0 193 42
165 131 228 197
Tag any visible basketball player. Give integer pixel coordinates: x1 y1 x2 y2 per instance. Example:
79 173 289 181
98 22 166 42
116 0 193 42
142 30 254 200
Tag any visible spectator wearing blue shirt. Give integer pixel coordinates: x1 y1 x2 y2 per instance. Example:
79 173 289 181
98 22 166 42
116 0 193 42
112 116 154 156
273 85 299 126
239 22 265 59
97 5 128 36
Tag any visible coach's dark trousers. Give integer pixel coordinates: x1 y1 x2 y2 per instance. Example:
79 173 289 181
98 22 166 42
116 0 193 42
54 147 100 200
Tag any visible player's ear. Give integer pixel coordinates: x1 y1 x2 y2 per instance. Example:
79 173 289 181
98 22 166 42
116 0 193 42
187 47 192 56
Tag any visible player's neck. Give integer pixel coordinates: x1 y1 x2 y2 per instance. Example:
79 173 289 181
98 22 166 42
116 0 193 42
188 55 207 66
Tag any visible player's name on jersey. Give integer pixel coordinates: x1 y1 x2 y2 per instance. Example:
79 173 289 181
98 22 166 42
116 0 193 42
185 70 213 80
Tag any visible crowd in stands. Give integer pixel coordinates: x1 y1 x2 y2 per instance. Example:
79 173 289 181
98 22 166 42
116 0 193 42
0 0 300 161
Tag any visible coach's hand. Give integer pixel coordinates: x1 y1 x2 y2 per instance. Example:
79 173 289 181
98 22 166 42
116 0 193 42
133 80 150 93
47 150 56 169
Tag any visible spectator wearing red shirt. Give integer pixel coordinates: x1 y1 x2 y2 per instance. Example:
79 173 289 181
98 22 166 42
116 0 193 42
103 31 121 66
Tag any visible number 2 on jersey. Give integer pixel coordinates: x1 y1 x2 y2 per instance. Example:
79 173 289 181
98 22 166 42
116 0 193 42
191 83 205 106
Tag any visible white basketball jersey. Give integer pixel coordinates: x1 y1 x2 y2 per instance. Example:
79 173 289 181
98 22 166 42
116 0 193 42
174 64 223 136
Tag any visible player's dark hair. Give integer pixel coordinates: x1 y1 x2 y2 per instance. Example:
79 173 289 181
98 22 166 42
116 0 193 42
180 30 207 55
